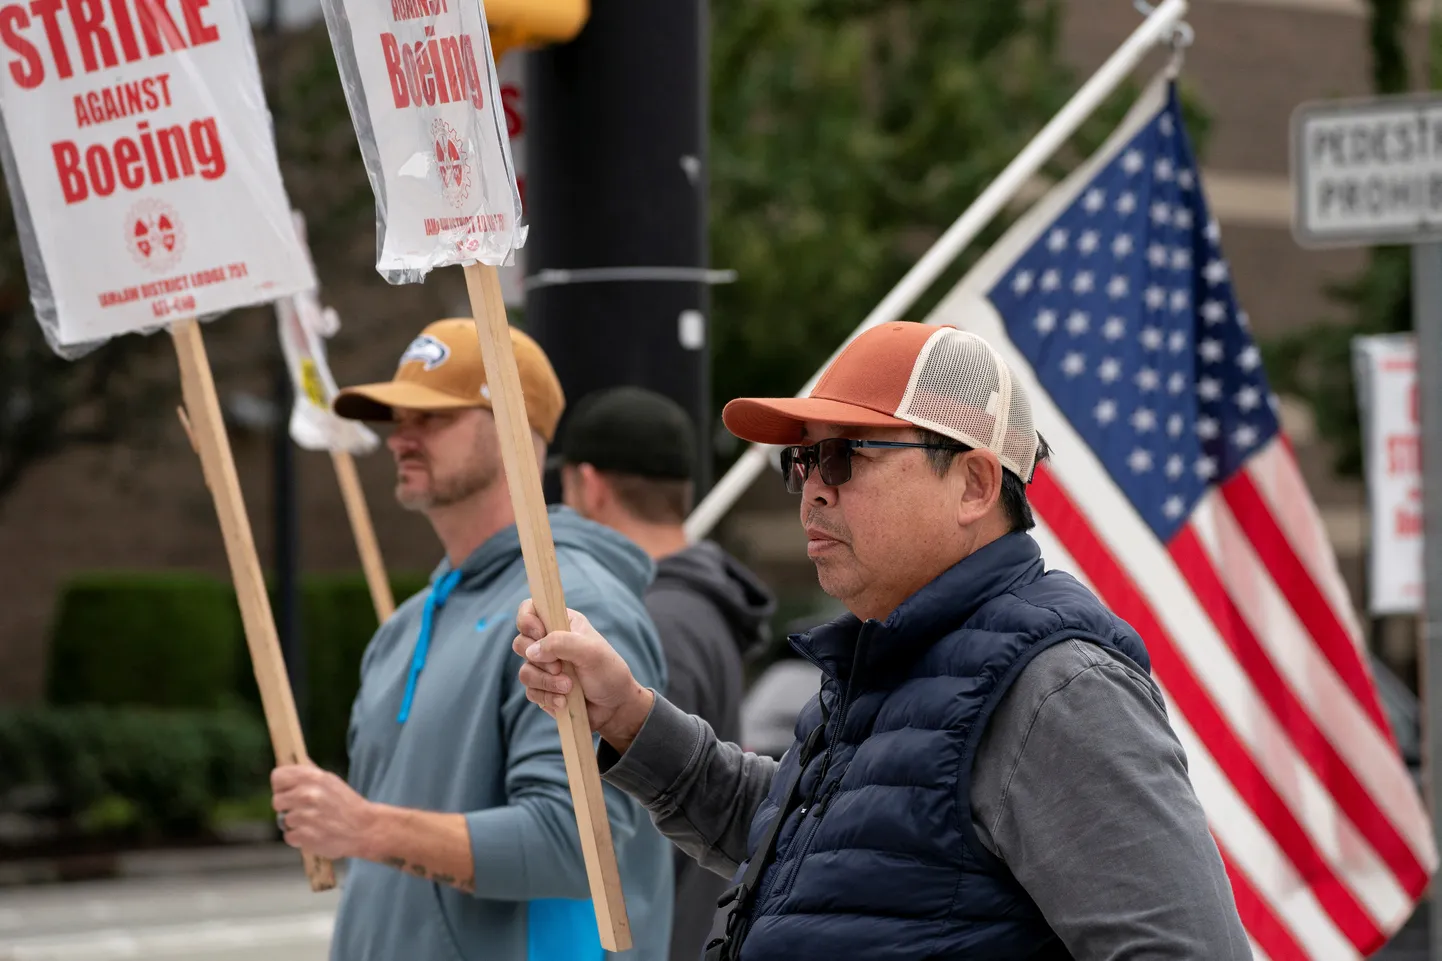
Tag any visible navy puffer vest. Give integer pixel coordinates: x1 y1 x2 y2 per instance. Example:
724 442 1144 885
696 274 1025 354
732 532 1150 961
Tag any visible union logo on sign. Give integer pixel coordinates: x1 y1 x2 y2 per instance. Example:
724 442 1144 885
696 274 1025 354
125 199 186 273
431 119 472 210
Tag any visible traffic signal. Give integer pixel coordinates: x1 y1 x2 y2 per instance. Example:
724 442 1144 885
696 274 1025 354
485 0 588 60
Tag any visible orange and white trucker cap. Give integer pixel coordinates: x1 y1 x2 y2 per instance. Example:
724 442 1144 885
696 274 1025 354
333 318 566 444
721 322 1041 482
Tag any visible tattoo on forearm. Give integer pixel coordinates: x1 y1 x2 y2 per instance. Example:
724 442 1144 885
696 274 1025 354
382 857 475 893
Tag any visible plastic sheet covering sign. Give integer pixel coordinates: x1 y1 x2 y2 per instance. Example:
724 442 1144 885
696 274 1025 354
316 0 524 285
276 210 380 455
0 0 314 353
1353 333 1423 614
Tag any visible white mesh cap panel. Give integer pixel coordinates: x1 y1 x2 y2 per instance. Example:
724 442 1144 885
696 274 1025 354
895 327 1039 481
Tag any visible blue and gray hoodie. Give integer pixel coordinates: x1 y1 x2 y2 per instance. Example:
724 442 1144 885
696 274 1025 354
330 506 674 961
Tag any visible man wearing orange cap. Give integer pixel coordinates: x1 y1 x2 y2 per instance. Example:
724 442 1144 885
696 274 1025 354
513 322 1249 960
268 320 674 961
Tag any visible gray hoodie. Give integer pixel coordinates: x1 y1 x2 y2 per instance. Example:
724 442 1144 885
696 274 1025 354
645 541 774 961
331 506 674 961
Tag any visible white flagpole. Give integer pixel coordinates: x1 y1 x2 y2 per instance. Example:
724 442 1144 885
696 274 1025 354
684 0 1191 543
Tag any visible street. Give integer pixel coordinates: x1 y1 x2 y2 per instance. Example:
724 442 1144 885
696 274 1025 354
0 869 340 961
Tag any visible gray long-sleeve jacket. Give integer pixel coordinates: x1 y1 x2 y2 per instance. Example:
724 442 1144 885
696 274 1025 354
598 638 1252 960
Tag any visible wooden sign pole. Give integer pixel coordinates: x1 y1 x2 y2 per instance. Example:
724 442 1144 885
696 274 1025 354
169 317 336 893
330 449 396 623
461 262 632 951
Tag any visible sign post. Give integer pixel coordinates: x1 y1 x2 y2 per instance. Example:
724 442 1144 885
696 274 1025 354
275 212 394 623
0 0 332 890
1292 92 1442 952
314 0 631 945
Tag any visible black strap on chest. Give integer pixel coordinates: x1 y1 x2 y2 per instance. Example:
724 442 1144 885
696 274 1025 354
704 716 828 961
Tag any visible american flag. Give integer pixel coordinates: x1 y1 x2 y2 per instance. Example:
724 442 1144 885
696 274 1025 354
929 76 1437 959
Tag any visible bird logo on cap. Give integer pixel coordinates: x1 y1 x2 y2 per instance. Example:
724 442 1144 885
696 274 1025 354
399 334 450 372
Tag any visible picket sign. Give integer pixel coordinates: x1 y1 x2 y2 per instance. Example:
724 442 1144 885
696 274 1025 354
276 212 395 622
0 0 332 889
314 0 630 945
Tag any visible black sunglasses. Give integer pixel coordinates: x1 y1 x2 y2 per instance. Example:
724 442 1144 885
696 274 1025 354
779 438 969 494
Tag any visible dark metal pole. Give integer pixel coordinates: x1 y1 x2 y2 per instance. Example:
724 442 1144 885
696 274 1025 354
525 0 712 501
265 0 305 733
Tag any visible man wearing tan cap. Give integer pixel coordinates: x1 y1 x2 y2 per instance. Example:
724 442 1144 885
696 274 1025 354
268 319 675 961
512 322 1249 961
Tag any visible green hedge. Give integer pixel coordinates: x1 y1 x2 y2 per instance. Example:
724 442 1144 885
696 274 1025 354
47 571 432 773
47 573 245 711
0 705 271 840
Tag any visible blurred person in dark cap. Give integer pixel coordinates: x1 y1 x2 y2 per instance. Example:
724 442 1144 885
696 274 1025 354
555 386 777 961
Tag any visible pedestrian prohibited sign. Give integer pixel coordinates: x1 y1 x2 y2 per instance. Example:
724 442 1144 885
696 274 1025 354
1291 93 1442 248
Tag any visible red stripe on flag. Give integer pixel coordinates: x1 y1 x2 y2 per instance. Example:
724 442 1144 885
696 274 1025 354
1168 526 1429 893
1029 465 1386 952
1216 839 1312 961
1220 473 1389 734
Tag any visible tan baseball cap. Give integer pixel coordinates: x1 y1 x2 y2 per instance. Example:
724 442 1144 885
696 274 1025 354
333 318 566 444
722 322 1040 481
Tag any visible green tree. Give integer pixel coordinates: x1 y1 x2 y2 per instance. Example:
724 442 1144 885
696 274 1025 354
706 0 1191 465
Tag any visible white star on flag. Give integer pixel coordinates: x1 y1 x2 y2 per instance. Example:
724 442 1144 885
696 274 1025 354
1083 188 1106 213
1194 455 1217 480
1197 415 1220 439
1151 201 1171 225
1107 275 1129 299
1067 310 1090 335
1012 271 1034 295
1145 286 1166 309
1098 357 1122 382
1201 299 1226 324
1236 385 1261 411
1062 352 1086 377
1128 448 1153 473
1035 309 1057 334
1123 149 1144 173
1132 408 1157 432
1048 228 1069 252
1136 367 1160 391
1163 494 1185 518
1238 345 1260 371
1073 271 1095 294
1155 157 1174 180
1166 454 1185 480
1140 326 1163 350
1112 234 1134 257
1148 244 1169 268
1117 192 1137 216
1102 316 1126 340
1078 230 1100 255
1094 398 1117 424
1199 338 1224 363
1203 259 1229 285
1041 269 1060 291
1198 377 1221 401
